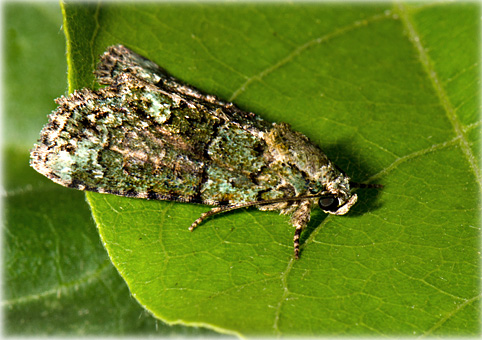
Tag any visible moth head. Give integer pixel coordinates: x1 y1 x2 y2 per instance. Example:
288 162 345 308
318 193 357 215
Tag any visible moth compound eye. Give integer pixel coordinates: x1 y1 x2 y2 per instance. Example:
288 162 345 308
319 197 339 212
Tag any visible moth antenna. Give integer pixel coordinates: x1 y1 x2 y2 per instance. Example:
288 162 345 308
350 182 383 189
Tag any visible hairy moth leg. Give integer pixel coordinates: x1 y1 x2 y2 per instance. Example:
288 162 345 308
189 206 227 231
190 197 316 259
290 200 312 259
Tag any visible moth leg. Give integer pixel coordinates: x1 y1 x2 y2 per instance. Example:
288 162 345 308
189 206 228 231
290 200 312 259
189 198 295 231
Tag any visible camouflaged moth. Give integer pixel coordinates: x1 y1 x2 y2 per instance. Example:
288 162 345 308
30 45 380 259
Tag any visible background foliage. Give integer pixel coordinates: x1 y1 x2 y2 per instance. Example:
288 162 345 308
4 1 480 337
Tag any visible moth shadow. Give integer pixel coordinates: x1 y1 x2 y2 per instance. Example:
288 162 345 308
321 142 384 216
299 142 384 250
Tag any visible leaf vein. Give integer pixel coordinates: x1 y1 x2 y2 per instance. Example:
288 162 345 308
228 11 394 102
395 3 481 187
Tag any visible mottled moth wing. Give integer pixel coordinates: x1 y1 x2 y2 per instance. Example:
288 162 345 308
30 46 281 205
96 45 228 107
95 45 264 128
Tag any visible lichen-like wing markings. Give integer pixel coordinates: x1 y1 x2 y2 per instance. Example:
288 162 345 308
30 74 216 202
96 44 229 108
30 65 277 206
196 107 274 205
96 45 170 87
94 44 288 205
95 45 276 132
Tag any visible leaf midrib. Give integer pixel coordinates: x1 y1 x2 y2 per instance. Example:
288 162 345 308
395 2 481 186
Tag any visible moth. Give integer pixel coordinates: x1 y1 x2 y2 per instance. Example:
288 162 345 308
30 45 380 259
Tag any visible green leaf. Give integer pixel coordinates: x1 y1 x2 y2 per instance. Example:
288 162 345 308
14 1 481 337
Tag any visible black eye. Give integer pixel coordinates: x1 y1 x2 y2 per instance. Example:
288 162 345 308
319 197 339 212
